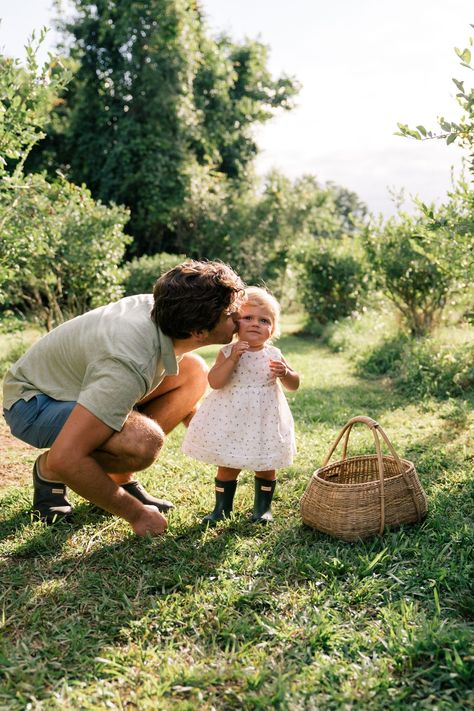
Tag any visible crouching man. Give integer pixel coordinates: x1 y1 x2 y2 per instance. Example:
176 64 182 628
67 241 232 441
3 260 245 536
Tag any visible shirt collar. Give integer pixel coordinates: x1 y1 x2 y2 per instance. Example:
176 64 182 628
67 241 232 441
157 326 179 375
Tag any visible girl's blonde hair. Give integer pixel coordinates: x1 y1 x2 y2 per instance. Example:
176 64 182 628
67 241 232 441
244 286 281 338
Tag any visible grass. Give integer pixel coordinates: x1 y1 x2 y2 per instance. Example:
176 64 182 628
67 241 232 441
0 319 473 709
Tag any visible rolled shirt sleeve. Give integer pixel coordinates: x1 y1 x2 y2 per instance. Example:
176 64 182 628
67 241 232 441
78 358 149 431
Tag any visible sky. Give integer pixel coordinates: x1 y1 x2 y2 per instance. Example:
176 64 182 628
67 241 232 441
0 0 472 217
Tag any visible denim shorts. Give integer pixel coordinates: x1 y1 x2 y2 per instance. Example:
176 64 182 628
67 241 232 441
3 395 76 449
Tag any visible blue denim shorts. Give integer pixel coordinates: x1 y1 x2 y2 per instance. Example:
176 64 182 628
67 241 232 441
3 395 76 449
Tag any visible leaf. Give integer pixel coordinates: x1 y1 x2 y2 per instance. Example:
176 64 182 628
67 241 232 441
416 125 427 137
446 133 457 145
363 548 388 574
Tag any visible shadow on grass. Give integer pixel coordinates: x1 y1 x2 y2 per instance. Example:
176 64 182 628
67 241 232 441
1 333 471 705
0 506 277 672
1 480 472 706
293 381 407 429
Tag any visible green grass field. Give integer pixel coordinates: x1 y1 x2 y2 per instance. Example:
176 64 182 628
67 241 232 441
0 324 473 710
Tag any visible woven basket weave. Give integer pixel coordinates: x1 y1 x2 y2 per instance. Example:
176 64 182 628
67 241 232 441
300 416 428 541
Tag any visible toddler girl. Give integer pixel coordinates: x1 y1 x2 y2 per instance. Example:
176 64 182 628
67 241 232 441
182 286 300 524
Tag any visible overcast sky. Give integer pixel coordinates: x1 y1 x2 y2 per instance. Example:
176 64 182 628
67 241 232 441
0 0 472 216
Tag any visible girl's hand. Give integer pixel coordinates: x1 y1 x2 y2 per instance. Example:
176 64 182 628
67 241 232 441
269 359 288 379
230 340 249 362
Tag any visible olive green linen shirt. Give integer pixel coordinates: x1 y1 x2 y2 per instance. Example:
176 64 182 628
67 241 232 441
3 295 178 431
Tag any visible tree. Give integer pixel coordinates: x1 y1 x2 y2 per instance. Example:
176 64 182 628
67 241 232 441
27 0 299 254
364 29 474 337
0 35 130 329
393 30 474 323
169 169 368 305
0 30 70 178
364 208 455 337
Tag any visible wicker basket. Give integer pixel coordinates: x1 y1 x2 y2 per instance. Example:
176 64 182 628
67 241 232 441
300 416 428 541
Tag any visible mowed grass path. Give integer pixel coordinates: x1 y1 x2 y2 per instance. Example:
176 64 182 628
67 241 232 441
0 331 472 710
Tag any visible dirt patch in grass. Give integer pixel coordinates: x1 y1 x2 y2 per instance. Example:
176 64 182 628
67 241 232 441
0 419 35 489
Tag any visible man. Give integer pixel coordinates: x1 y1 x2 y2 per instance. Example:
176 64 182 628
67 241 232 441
3 260 245 537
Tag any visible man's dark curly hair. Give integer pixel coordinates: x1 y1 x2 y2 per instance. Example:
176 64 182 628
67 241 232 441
151 260 246 339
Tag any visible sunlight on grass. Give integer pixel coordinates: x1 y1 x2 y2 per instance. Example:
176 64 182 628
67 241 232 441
0 316 472 709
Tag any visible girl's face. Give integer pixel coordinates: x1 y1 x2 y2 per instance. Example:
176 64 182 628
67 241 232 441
238 303 274 349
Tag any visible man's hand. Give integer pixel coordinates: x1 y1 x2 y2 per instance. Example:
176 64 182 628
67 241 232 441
131 504 168 536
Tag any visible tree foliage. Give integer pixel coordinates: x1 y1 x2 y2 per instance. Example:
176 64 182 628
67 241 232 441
297 240 369 330
396 32 473 173
123 252 186 295
0 35 130 330
27 0 300 254
171 169 367 304
364 203 464 337
379 29 474 335
0 30 70 177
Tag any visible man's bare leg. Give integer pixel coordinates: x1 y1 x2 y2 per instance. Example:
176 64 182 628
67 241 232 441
108 353 208 485
139 352 209 433
38 410 164 481
36 353 208 516
35 404 167 535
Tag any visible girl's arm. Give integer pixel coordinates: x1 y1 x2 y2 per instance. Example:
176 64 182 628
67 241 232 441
208 341 249 389
269 355 300 391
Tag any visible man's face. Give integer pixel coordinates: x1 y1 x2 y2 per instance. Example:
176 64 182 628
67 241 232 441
203 308 240 345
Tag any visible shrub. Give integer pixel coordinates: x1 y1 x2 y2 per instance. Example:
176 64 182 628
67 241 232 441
1 173 130 329
0 35 130 330
0 340 30 378
298 241 369 329
357 337 474 399
358 334 410 377
122 253 187 295
363 196 469 337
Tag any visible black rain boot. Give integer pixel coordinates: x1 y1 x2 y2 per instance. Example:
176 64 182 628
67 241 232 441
121 481 174 513
202 479 238 525
32 457 74 524
251 477 276 524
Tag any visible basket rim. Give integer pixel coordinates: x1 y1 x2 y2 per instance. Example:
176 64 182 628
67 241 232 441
313 454 415 488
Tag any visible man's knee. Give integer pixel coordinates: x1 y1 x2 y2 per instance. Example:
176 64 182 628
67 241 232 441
180 352 209 379
121 414 164 469
179 353 209 393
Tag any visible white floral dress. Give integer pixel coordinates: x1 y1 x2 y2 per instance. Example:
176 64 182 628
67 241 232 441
182 343 296 470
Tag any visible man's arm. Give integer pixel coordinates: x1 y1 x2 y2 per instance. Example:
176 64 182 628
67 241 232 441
45 404 167 536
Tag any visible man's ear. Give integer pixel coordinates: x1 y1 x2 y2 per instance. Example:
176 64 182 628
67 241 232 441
190 329 209 344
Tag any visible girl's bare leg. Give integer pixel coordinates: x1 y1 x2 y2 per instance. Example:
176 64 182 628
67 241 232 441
255 469 276 481
217 466 241 481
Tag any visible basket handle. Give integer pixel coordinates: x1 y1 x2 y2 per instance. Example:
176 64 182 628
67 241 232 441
321 416 406 536
322 416 405 474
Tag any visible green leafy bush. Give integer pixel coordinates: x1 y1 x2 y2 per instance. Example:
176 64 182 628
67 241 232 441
122 252 187 295
357 334 410 376
358 336 474 399
297 241 369 330
0 339 30 378
0 34 130 330
364 211 455 337
1 173 130 329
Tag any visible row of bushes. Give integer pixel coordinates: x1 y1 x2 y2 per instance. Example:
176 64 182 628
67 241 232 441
318 305 474 400
359 335 474 399
2 33 471 342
